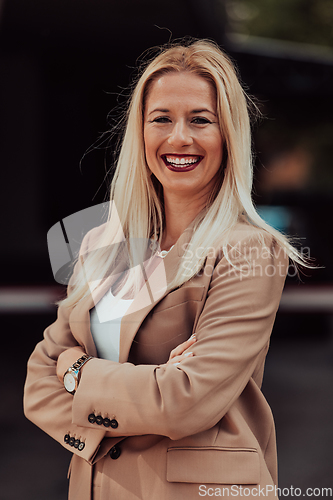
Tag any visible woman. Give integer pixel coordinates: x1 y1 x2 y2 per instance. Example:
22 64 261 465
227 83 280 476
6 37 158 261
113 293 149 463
24 39 305 500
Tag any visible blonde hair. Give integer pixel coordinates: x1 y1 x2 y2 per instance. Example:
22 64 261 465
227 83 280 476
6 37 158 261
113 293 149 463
60 38 308 308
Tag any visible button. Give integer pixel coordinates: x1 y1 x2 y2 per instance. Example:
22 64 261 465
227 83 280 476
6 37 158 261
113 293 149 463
110 419 118 429
74 439 80 449
69 437 75 447
88 413 96 424
103 418 111 428
95 415 103 425
78 442 85 451
64 434 70 444
110 445 121 460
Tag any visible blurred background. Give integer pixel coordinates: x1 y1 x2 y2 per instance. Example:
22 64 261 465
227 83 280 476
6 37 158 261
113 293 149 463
0 0 332 498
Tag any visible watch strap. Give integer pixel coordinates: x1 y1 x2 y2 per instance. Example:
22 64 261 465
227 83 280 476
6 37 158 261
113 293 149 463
71 354 93 372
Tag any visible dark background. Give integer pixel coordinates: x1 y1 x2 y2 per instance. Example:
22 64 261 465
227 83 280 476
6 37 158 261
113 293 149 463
0 1 332 498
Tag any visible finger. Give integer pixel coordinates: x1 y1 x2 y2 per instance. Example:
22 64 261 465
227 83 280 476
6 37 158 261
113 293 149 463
166 351 194 365
169 335 196 359
169 339 196 360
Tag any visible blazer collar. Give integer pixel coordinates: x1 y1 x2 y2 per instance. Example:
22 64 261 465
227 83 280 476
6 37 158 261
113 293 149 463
69 220 196 361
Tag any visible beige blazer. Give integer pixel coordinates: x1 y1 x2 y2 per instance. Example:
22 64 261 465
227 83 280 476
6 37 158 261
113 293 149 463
24 220 288 500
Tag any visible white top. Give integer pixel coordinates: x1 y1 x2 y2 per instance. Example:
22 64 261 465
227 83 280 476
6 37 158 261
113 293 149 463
90 243 174 361
90 289 134 361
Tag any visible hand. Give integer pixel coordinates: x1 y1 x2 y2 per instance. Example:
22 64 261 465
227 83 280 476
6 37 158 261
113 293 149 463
165 334 196 366
56 346 87 383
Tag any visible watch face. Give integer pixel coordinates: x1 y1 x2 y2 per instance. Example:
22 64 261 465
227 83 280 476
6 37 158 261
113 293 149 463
64 372 76 393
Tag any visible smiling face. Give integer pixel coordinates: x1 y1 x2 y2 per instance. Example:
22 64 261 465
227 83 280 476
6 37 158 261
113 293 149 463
143 71 223 205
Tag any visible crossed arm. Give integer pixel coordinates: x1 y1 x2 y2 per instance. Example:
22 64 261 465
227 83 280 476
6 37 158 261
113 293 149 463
56 336 197 385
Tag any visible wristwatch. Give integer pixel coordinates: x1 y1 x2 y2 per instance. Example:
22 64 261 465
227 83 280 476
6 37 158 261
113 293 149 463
63 354 92 395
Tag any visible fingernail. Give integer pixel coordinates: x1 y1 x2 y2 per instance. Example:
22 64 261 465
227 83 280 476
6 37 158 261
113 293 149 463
189 334 196 340
184 352 193 357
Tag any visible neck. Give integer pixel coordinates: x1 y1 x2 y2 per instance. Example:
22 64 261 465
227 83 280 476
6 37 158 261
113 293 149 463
160 191 208 250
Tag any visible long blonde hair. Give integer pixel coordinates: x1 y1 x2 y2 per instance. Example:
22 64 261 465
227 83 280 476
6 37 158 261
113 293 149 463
60 38 307 308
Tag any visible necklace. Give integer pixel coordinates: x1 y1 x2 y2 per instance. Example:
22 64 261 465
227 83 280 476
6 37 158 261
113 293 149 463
149 238 174 258
155 245 174 258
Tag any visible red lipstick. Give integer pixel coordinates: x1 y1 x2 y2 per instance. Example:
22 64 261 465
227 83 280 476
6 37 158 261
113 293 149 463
161 154 203 172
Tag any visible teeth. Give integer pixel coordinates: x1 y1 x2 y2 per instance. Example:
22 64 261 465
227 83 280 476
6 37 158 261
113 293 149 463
165 156 199 167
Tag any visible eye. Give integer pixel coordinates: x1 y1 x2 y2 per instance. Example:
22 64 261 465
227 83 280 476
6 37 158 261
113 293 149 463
149 116 171 124
191 117 212 125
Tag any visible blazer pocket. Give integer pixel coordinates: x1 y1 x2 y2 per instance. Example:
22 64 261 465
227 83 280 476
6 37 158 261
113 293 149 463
153 286 205 313
166 446 260 485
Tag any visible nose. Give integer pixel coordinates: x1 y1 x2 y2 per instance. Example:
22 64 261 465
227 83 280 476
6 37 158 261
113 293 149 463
167 121 193 148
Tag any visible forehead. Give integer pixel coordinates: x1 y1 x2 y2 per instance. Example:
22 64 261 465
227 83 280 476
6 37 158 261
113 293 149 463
145 71 216 110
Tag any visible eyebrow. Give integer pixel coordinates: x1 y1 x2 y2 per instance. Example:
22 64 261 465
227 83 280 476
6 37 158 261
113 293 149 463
148 108 217 117
191 108 217 117
148 108 169 116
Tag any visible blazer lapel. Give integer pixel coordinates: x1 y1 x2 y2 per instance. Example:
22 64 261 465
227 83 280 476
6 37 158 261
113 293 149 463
69 222 195 362
118 223 195 363
69 259 129 356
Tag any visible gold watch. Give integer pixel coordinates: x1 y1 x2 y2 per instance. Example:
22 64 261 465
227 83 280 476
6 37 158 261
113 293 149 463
63 354 92 395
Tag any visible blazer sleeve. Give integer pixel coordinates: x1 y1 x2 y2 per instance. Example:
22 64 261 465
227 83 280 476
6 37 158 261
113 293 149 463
23 231 111 464
71 232 289 441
